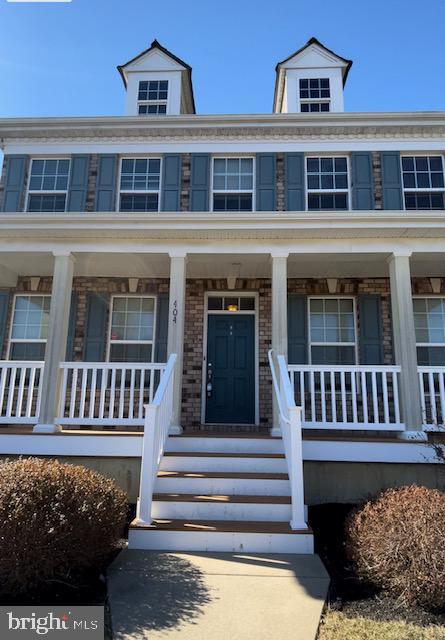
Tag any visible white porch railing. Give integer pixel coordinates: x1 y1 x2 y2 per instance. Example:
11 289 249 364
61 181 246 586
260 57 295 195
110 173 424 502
57 362 167 426
418 367 445 428
0 361 44 423
268 350 307 530
137 353 177 524
287 365 404 430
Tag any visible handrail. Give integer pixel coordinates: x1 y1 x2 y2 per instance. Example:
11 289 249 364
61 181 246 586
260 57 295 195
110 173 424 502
268 349 307 531
137 353 177 524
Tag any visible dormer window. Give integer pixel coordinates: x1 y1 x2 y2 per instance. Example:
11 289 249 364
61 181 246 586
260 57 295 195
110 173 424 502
137 80 168 115
299 78 330 112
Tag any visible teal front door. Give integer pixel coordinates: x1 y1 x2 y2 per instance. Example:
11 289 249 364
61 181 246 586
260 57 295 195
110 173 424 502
205 314 255 424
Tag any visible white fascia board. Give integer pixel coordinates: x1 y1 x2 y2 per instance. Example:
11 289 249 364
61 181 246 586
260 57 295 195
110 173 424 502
0 433 438 462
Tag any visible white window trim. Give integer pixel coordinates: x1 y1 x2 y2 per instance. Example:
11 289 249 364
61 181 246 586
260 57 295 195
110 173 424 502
137 80 169 116
211 155 256 212
26 157 71 213
298 78 331 113
305 154 351 211
400 153 445 212
117 157 163 213
307 295 358 365
7 293 51 359
106 294 157 363
413 294 445 348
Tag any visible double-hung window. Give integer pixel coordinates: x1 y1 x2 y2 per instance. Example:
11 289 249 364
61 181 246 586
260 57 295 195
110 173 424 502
299 78 330 112
137 80 168 115
212 158 254 212
402 156 445 210
9 295 51 360
27 159 70 212
413 297 445 365
306 157 349 210
109 296 156 363
119 158 161 212
309 298 356 365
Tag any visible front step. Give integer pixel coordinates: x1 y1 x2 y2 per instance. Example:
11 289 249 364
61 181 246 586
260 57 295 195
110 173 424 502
161 452 287 473
165 435 284 454
152 493 292 521
128 519 314 553
155 471 291 496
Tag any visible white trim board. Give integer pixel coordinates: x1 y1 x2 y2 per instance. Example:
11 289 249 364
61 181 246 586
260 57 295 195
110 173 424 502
0 433 440 463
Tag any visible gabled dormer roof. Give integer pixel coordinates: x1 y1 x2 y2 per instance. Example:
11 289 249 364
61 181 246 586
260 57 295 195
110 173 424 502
117 40 196 114
273 37 353 113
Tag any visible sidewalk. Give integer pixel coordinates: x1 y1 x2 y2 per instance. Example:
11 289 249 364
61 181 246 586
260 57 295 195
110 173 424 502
108 550 329 640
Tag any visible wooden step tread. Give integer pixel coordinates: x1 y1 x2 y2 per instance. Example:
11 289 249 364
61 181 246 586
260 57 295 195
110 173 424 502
157 471 289 480
153 493 291 504
172 433 281 439
164 452 285 459
131 518 310 535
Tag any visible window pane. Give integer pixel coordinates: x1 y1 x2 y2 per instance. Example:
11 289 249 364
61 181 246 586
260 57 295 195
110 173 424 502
240 297 255 311
120 194 159 212
208 297 223 310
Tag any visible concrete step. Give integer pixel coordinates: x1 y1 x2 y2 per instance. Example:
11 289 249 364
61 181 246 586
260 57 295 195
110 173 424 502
128 519 314 553
165 435 284 454
160 452 287 474
155 471 291 496
152 493 292 522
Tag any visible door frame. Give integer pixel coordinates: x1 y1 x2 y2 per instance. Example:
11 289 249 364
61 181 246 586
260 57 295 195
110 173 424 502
201 291 260 426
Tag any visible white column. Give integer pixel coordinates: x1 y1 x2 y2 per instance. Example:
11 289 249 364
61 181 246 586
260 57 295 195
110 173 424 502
167 251 187 434
271 252 289 436
34 252 74 433
388 252 425 439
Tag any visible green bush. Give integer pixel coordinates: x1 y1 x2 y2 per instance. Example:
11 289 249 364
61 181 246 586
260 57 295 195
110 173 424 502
346 485 445 609
0 458 127 595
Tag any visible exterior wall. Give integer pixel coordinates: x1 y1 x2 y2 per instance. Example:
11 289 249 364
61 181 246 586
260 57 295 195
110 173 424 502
2 454 442 505
85 154 98 212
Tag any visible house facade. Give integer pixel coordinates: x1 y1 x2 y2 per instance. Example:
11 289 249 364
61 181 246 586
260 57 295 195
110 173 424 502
0 38 444 552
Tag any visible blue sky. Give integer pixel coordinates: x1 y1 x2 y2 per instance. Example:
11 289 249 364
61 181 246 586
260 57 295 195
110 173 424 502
0 0 444 118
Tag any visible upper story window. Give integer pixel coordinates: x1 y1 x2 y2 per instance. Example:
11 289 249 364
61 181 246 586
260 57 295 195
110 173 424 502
109 296 156 362
212 158 254 212
299 78 330 113
27 159 70 213
119 158 161 212
306 157 349 210
413 297 445 365
9 294 50 360
402 156 445 210
138 80 168 115
309 297 356 365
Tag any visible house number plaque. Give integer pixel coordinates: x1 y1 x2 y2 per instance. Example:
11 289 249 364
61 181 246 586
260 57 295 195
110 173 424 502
172 300 178 324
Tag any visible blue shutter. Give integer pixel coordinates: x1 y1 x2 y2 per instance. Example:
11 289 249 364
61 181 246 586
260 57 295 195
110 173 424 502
0 291 10 357
67 155 90 212
83 293 108 362
284 153 305 211
2 155 28 212
381 152 403 210
95 155 117 211
288 294 308 364
161 155 181 211
189 154 210 211
358 295 384 364
65 293 78 360
256 153 276 211
352 152 374 210
154 294 169 362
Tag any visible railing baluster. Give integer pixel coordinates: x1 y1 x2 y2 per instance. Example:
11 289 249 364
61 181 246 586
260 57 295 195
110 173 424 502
393 370 401 425
371 371 379 424
16 367 26 418
109 368 116 419
360 371 368 424
438 371 445 426
340 371 347 423
299 370 305 423
89 368 97 419
118 368 126 419
310 370 315 423
419 370 426 425
79 368 88 419
428 371 437 425
99 366 107 420
330 370 336 424
320 371 326 424
6 367 17 418
129 368 135 420
0 366 7 417
26 366 37 418
382 371 389 425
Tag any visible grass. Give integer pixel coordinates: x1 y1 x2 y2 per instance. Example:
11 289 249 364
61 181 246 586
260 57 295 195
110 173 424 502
318 611 445 640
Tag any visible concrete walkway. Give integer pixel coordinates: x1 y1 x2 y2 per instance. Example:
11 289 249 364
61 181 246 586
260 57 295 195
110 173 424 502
108 550 329 640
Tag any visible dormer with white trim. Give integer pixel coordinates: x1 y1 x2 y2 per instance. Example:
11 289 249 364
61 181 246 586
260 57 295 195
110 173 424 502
117 40 195 116
273 38 352 114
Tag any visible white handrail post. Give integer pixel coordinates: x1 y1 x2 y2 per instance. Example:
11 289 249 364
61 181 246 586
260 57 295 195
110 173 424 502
137 403 158 524
288 405 306 530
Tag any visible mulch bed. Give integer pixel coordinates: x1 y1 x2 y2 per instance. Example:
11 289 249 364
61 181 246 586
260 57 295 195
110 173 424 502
309 503 445 627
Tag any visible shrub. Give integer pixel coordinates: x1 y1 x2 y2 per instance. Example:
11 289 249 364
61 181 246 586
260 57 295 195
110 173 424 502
346 485 445 609
0 458 127 595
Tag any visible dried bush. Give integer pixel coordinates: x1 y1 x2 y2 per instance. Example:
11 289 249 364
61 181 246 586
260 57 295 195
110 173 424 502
0 458 127 595
346 485 445 609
